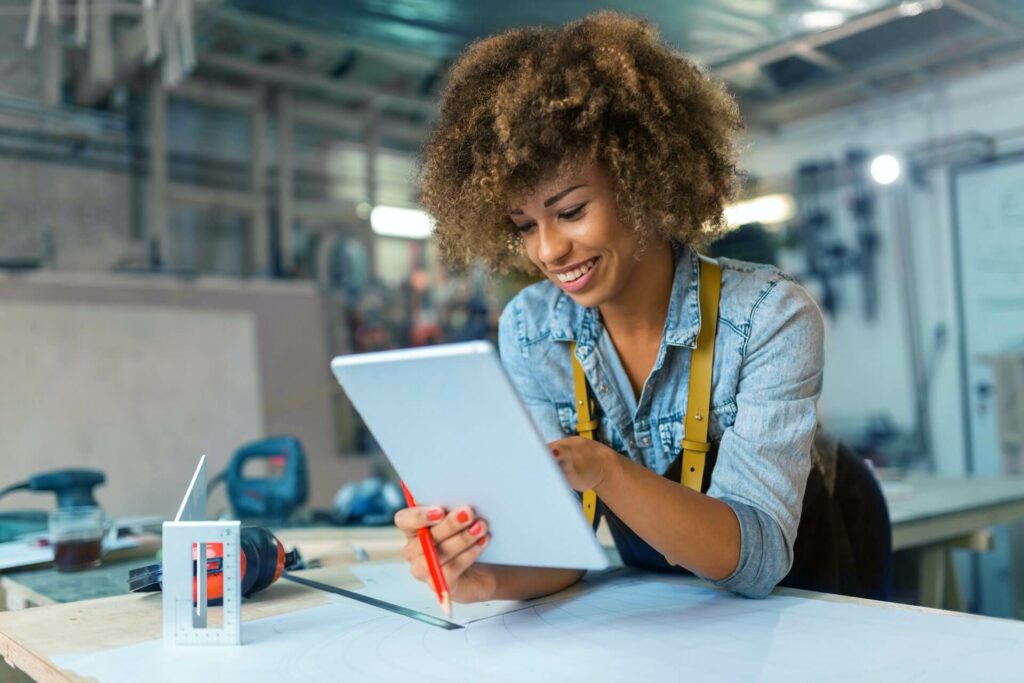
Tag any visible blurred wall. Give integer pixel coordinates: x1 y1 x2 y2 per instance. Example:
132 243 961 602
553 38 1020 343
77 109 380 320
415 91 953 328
743 57 1024 477
0 271 366 516
0 298 262 516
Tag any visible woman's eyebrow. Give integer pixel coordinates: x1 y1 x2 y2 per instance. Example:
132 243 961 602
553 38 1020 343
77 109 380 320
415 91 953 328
510 184 588 215
544 184 587 207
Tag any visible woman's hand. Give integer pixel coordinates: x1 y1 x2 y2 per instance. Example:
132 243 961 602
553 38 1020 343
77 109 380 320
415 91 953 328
548 436 620 492
393 505 497 604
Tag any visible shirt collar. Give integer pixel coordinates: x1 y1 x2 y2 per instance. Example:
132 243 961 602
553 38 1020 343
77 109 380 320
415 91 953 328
548 246 702 350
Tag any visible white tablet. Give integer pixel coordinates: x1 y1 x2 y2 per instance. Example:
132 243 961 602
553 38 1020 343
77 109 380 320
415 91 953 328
331 341 608 570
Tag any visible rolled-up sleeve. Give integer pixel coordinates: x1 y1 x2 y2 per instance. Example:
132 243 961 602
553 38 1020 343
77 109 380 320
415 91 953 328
497 299 565 443
703 278 825 598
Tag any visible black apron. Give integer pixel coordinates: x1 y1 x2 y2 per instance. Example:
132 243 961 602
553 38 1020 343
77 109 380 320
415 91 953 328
591 440 892 600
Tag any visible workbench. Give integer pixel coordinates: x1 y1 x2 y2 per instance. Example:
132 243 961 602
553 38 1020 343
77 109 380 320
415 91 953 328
2 511 1024 681
4 475 1024 614
885 474 1024 610
3 552 1022 682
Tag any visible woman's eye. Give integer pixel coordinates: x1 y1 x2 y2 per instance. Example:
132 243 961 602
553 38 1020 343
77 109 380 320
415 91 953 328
559 203 587 220
514 222 536 234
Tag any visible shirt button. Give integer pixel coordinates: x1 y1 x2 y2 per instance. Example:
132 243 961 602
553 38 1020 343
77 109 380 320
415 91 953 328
641 436 651 446
598 383 609 393
628 439 636 449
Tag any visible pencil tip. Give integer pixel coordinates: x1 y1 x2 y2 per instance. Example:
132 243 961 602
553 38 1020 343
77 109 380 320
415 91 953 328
441 592 452 618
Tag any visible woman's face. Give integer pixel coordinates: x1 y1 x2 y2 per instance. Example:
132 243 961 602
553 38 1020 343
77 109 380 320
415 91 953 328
509 162 651 309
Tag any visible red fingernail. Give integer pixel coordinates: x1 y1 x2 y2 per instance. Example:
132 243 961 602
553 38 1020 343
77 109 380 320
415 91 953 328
477 535 489 547
456 509 470 524
469 521 483 536
551 448 559 456
427 508 444 522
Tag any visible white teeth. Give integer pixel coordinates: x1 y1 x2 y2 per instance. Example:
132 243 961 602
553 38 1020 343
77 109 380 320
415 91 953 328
556 258 596 283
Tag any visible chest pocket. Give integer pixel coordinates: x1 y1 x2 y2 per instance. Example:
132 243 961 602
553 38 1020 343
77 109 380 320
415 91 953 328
557 405 626 452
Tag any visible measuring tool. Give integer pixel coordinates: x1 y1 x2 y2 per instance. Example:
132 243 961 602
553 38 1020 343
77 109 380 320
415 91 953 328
162 455 241 646
281 573 462 630
158 457 459 644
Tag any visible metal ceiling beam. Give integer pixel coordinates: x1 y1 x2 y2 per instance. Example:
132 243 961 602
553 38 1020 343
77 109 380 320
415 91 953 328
944 0 1024 37
711 2 941 80
290 100 426 145
793 44 846 75
166 183 256 212
750 31 1021 126
169 80 261 110
199 53 436 117
204 7 442 76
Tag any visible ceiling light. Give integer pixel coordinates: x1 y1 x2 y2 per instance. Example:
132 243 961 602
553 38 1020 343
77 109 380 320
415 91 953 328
724 194 797 228
870 154 901 185
899 1 926 16
801 11 846 30
900 0 944 16
817 0 868 10
370 206 435 240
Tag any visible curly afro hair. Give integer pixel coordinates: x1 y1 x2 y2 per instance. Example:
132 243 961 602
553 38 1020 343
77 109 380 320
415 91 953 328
418 11 744 273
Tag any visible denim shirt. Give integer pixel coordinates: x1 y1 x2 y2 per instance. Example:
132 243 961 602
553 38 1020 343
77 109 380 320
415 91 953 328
497 247 825 598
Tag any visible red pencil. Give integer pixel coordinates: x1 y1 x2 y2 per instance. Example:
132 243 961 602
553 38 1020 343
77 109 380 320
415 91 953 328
399 480 452 618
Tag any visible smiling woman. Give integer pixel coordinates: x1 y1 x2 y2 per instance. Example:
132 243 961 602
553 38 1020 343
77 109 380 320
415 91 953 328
418 11 742 273
396 12 885 607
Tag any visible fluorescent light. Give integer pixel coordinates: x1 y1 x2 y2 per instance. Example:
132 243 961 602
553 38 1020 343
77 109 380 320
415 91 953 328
907 0 944 14
899 1 926 17
801 11 845 29
817 0 868 9
370 206 435 239
724 194 796 228
870 154 901 185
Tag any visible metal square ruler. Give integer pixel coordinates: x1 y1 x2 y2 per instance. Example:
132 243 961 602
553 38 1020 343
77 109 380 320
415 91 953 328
162 455 242 646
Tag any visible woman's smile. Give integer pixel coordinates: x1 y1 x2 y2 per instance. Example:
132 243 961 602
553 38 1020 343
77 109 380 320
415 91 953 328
551 256 600 292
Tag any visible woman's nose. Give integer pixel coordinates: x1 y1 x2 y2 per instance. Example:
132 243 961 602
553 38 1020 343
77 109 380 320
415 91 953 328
535 222 571 266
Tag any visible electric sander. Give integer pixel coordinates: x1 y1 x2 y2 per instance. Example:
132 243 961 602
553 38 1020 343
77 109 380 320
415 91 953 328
0 469 106 543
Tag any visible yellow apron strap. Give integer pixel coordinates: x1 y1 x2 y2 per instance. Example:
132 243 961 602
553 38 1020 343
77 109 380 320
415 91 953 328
571 255 720 526
681 257 721 491
570 341 599 525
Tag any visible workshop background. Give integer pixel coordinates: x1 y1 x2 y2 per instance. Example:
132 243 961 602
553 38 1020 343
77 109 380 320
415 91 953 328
0 0 1022 620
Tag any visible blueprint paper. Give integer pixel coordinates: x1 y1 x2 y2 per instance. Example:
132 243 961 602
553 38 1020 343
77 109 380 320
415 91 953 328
53 572 1024 682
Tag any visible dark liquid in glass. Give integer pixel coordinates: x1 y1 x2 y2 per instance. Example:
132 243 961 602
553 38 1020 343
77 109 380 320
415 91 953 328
54 537 102 572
